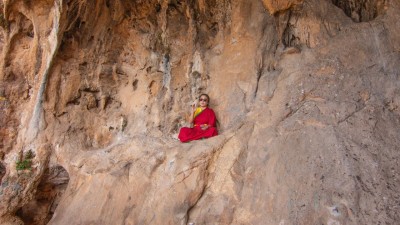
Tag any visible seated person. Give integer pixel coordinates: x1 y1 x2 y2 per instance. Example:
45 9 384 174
178 94 218 142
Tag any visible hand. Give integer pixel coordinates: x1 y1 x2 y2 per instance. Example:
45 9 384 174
191 101 197 112
200 124 208 130
192 104 196 113
189 102 197 124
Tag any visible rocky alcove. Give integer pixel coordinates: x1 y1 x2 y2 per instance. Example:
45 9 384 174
16 165 69 225
331 0 386 22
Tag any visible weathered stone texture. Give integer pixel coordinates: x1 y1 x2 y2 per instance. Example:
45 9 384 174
0 0 399 224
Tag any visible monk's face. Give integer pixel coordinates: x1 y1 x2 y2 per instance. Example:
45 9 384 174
199 95 209 107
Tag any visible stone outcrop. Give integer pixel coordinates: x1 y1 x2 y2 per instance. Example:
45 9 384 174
0 0 399 224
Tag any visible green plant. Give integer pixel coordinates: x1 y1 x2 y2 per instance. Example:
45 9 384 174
16 150 34 171
16 159 32 171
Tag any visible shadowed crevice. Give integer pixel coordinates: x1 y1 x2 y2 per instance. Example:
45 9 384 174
331 0 386 22
0 162 5 183
16 165 70 225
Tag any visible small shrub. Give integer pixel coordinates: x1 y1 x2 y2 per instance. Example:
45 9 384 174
16 159 32 171
16 150 34 171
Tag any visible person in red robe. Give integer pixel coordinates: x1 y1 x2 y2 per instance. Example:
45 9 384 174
178 94 218 142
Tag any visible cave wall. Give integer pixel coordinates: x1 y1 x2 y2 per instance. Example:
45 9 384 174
0 0 399 224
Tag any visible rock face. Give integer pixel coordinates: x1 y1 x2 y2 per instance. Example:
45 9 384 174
262 0 304 14
0 0 399 224
331 0 386 22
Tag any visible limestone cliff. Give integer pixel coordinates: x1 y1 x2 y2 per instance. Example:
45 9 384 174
0 0 399 224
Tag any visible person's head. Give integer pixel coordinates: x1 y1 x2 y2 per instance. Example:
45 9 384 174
198 94 210 107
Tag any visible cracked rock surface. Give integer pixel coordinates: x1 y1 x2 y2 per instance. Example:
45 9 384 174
0 0 399 224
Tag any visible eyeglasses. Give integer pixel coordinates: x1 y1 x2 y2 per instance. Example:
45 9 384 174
199 98 208 102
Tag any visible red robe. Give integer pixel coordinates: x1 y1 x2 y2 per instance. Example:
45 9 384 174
178 107 218 142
